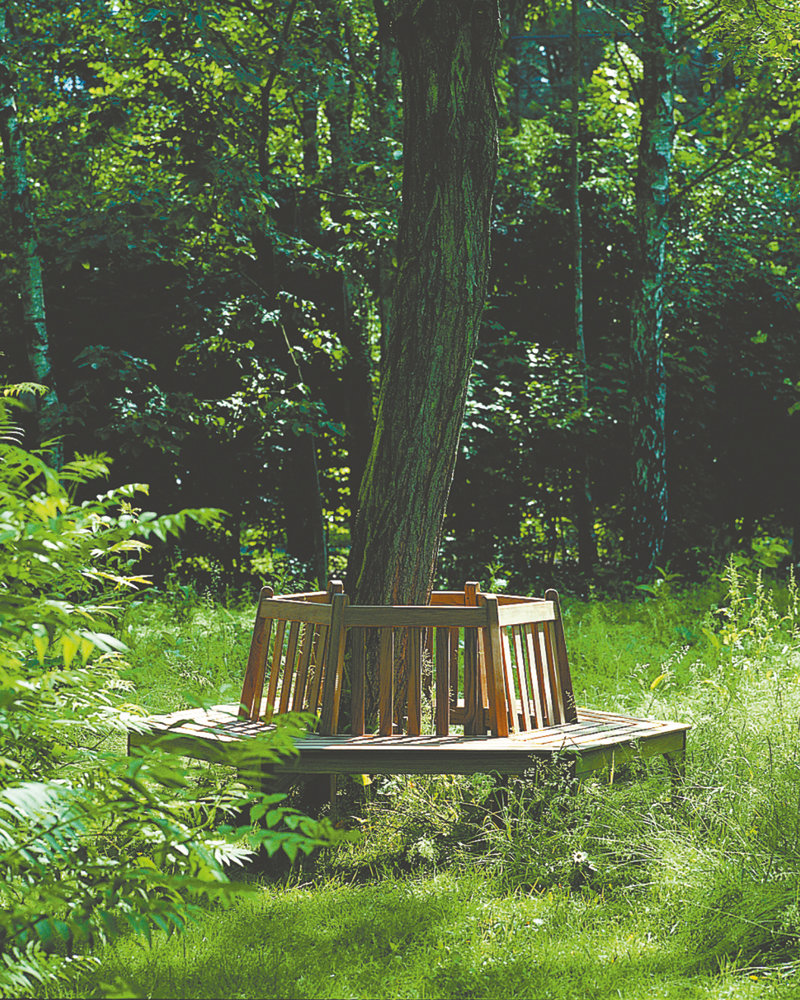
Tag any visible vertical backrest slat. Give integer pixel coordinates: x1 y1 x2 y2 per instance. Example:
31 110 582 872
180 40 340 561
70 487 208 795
351 628 366 736
292 623 316 712
306 622 327 713
278 621 301 714
318 592 349 735
407 627 423 736
480 595 510 738
264 618 286 719
542 620 565 723
239 586 275 720
299 626 323 712
423 628 434 703
545 589 578 723
530 623 553 725
435 626 450 736
448 627 460 705
511 625 532 730
464 582 488 725
307 580 343 716
500 628 520 734
463 625 482 734
379 627 394 736
522 624 545 729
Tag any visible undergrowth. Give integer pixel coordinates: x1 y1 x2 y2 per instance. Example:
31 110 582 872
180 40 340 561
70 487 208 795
56 561 800 999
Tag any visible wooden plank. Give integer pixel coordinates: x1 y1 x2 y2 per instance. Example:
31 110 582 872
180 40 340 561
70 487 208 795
306 622 327 713
275 589 330 602
522 625 545 728
480 596 509 738
344 606 487 628
407 628 423 736
511 626 532 730
448 626 460 704
307 580 343 715
496 594 548 605
496 601 557 627
430 591 467 605
435 627 450 736
542 621 565 724
545 589 578 723
239 586 274 719
423 627 434 702
318 593 349 735
464 583 488 714
130 702 689 778
291 622 315 711
530 623 553 726
278 621 301 714
463 626 482 735
350 628 366 736
264 619 286 718
500 628 519 734
379 627 394 737
259 598 335 625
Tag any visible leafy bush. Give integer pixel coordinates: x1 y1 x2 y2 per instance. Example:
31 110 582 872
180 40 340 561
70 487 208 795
0 390 338 997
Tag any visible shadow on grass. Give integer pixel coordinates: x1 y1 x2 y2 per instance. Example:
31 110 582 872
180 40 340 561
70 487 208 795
77 873 791 1000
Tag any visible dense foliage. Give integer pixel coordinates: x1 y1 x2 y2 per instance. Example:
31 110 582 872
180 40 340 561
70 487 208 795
1 0 797 589
0 389 338 996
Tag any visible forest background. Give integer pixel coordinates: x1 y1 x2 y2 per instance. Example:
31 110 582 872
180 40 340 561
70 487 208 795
3 0 799 595
3 2 800 998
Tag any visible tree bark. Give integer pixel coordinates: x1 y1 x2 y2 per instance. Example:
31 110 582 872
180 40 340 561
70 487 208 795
347 0 499 613
322 6 376 510
569 0 596 581
630 0 676 577
0 7 60 462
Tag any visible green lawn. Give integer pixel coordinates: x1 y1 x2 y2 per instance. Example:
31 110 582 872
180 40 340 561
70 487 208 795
57 567 800 999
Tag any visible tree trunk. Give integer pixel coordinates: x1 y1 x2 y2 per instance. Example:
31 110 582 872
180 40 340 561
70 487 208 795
569 0 596 581
373 19 400 370
504 0 535 133
348 0 499 607
630 0 676 577
323 8 376 510
0 8 60 462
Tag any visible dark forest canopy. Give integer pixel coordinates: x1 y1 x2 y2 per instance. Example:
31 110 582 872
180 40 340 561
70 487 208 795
1 0 798 592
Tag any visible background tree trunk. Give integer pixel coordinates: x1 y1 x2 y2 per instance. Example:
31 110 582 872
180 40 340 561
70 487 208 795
0 7 60 462
570 0 596 582
630 0 676 577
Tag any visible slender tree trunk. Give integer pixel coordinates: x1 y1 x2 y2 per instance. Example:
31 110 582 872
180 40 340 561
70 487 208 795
373 19 400 370
348 0 499 605
570 0 596 581
0 8 60 462
630 0 676 577
505 0 534 133
323 6 376 510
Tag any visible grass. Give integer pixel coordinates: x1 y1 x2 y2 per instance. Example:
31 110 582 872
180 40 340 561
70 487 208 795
55 564 800 999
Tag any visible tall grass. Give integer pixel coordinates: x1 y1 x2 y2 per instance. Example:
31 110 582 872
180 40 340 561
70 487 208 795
60 564 800 999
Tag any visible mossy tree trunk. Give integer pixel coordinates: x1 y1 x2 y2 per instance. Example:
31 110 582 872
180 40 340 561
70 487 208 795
347 0 499 717
570 0 596 582
0 7 60 463
630 0 676 577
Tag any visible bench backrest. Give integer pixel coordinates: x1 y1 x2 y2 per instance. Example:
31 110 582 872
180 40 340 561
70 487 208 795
239 580 577 739
238 582 349 734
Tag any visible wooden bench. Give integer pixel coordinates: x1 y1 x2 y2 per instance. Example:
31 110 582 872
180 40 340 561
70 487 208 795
129 581 689 785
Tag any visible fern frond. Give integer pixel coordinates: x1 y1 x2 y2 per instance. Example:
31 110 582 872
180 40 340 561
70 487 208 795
1 382 47 398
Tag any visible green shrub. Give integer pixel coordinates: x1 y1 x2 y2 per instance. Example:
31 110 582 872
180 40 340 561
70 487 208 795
0 390 338 997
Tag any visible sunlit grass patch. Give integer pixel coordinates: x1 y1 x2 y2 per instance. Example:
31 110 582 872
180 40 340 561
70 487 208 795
59 872 793 999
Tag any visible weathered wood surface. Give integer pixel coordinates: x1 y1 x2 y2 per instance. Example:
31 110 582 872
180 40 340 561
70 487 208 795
132 582 689 783
129 704 688 778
